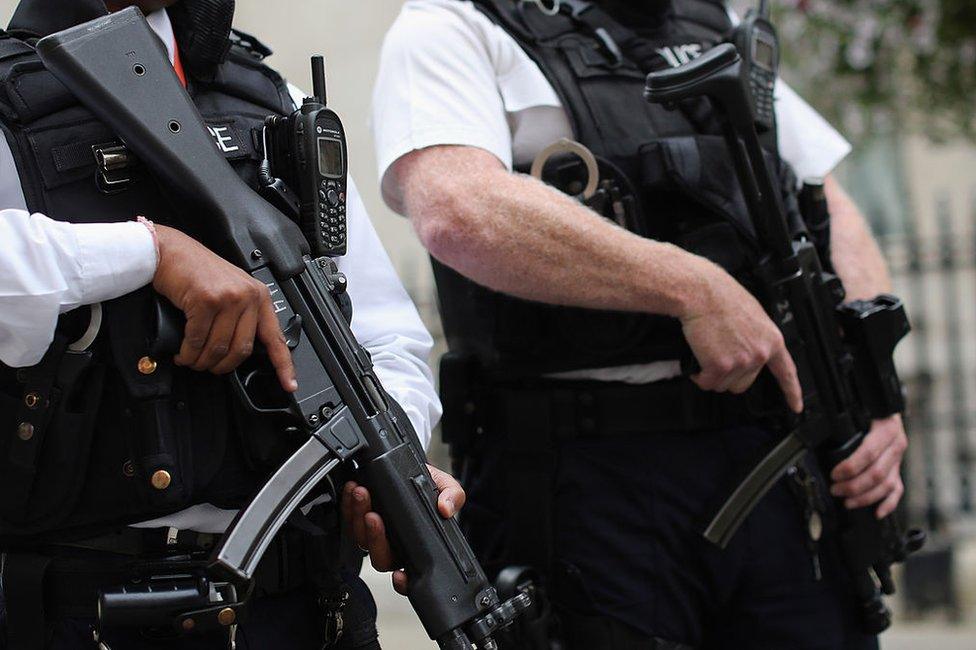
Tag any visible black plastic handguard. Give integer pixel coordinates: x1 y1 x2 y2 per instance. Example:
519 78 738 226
37 8 529 648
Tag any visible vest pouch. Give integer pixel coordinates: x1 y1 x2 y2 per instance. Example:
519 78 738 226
640 134 761 275
104 292 196 513
0 349 105 534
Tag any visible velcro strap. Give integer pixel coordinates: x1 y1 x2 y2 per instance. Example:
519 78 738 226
51 141 95 173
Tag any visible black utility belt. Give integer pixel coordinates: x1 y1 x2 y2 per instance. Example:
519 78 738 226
486 376 784 440
49 524 221 557
2 522 326 624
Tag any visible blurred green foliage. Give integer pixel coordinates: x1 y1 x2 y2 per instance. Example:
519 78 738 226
774 0 976 142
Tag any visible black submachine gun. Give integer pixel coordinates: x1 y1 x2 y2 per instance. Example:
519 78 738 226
644 45 925 633
37 8 529 649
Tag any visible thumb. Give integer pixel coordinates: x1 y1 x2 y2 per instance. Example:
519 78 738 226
428 465 466 518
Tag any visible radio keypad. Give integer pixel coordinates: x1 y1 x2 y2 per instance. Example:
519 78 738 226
318 178 347 250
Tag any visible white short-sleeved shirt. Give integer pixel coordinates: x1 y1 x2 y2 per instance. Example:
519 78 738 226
372 0 852 383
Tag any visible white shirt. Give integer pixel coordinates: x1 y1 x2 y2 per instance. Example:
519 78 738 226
371 0 853 384
0 10 441 532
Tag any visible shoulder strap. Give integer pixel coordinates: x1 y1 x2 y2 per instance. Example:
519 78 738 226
672 0 733 36
468 0 608 154
229 27 273 61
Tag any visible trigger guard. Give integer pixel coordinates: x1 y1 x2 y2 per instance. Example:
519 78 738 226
232 368 292 416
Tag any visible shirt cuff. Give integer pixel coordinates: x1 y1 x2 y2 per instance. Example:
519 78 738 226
68 221 158 309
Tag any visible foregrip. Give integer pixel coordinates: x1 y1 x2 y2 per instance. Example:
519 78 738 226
360 406 498 643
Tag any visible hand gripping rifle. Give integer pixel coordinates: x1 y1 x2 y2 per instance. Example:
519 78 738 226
37 9 529 648
644 44 925 633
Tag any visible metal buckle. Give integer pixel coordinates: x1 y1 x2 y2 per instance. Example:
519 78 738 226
521 0 561 16
67 303 102 353
92 143 139 194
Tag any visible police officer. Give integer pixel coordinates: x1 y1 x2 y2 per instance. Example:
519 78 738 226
367 0 909 648
0 0 449 647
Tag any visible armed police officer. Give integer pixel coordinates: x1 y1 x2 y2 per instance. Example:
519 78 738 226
0 0 452 648
367 0 909 648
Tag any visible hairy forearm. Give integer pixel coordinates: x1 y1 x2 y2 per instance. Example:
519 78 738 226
826 176 893 300
387 146 720 320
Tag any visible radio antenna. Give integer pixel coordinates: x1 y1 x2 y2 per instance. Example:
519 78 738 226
311 55 327 106
759 0 770 19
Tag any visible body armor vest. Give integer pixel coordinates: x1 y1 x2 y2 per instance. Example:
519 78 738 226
434 0 814 377
0 0 296 542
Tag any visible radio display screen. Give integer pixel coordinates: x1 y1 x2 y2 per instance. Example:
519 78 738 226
317 137 343 178
754 36 775 71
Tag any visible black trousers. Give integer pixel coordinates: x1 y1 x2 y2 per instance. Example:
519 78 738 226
460 425 880 650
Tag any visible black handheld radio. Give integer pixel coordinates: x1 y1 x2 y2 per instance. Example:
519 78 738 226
731 0 779 133
262 56 348 258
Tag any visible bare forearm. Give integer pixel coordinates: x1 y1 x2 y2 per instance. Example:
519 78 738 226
389 146 717 319
385 145 803 411
826 176 892 300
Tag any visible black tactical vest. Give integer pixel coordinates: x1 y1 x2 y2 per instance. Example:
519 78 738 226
0 0 297 542
434 0 812 377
